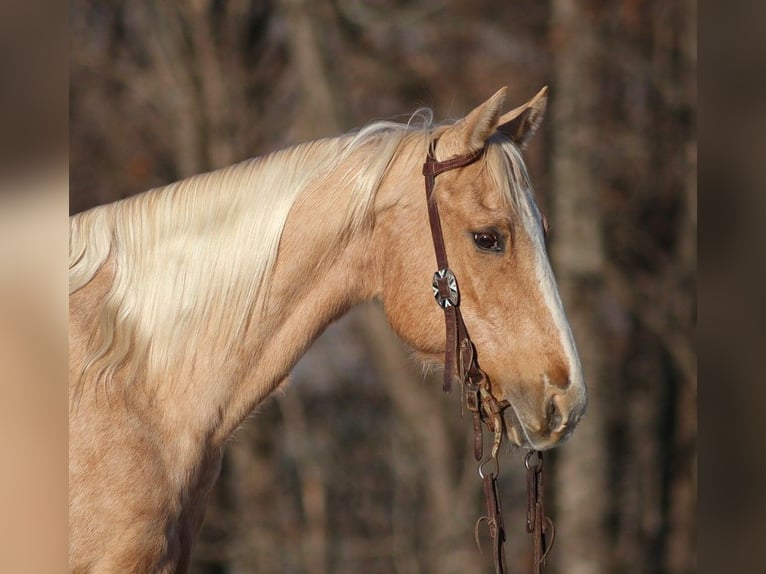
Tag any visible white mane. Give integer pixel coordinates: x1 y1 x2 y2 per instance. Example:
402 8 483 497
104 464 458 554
69 126 410 386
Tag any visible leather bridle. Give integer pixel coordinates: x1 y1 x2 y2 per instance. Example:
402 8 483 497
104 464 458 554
421 138 554 573
422 139 509 460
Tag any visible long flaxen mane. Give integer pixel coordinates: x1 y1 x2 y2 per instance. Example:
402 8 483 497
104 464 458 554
69 115 535 392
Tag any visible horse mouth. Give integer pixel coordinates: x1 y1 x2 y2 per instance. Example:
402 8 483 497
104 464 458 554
502 406 533 448
502 404 578 451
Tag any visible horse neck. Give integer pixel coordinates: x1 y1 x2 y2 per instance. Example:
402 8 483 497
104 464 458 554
148 155 388 445
228 136 426 401
223 204 378 429
72 133 422 456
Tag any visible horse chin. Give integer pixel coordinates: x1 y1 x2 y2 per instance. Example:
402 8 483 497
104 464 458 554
502 406 532 448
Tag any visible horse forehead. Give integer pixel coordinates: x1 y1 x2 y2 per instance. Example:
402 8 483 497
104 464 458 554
448 167 507 212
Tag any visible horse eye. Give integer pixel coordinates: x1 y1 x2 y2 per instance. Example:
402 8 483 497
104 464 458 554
473 232 501 252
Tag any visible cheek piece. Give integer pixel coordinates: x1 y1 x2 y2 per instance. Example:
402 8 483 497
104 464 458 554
421 138 554 574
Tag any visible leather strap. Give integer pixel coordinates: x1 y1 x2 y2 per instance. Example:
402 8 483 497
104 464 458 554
526 451 555 574
422 140 511 573
422 141 484 393
421 138 553 574
484 471 507 573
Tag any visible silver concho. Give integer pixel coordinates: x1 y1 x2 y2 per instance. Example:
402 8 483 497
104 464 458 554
432 268 459 308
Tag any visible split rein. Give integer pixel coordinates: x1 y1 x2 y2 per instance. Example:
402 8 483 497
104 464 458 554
422 140 554 574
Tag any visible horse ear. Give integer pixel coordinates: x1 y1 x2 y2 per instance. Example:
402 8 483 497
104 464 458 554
496 86 548 150
439 87 507 155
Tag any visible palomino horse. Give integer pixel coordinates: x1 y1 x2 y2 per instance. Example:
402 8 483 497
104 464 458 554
69 87 586 572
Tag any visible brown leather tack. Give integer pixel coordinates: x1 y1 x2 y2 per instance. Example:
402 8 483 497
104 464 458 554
422 138 553 574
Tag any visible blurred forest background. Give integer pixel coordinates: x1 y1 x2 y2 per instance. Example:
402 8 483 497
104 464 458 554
70 1 696 573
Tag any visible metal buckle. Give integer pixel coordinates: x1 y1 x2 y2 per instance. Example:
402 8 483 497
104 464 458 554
432 268 459 308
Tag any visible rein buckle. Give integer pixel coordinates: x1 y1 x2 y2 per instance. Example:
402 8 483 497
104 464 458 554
466 387 481 413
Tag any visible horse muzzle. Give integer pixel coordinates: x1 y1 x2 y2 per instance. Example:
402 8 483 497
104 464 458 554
503 383 587 450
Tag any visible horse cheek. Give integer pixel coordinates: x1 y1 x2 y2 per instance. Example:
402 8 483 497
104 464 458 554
381 247 442 355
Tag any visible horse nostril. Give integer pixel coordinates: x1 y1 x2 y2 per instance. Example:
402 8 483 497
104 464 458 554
546 395 563 432
543 367 571 391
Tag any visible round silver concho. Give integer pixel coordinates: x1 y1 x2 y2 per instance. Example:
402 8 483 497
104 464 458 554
432 268 459 308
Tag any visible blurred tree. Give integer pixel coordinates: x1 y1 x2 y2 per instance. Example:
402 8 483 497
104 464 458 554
548 1 609 573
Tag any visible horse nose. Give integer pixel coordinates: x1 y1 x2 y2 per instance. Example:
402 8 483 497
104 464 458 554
546 394 564 432
545 385 586 437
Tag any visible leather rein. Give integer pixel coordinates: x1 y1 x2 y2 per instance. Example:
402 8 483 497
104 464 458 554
422 139 554 574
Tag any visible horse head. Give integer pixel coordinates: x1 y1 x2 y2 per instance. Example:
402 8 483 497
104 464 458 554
376 87 587 450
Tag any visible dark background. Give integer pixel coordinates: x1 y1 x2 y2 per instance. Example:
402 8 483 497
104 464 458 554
68 1 696 573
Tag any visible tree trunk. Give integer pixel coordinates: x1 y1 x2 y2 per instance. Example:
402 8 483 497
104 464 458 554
548 2 609 573
662 1 697 571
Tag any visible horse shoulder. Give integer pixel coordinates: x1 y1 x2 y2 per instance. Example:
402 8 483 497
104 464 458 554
69 261 192 571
